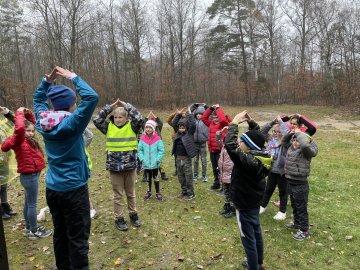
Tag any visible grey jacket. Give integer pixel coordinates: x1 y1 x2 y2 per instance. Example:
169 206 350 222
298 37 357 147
283 132 318 183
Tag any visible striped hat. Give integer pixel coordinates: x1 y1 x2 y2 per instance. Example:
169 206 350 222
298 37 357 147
240 130 265 151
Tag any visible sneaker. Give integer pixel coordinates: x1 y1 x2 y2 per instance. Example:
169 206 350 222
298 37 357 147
202 175 208 182
129 213 141 227
28 226 52 240
156 193 164 201
183 194 195 201
192 174 198 182
223 210 236 218
160 173 169 180
90 209 97 219
273 211 286 220
293 229 310 241
286 223 301 230
22 228 31 237
219 204 229 215
259 206 266 214
115 217 128 231
144 191 152 200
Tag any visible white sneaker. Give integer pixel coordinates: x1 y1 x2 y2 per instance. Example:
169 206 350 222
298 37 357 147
259 206 266 214
90 209 97 219
273 211 286 220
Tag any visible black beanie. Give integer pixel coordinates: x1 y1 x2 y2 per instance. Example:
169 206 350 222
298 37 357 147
240 130 265 151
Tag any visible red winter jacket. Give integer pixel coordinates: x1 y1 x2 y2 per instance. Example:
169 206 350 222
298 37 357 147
1 111 45 174
202 107 231 153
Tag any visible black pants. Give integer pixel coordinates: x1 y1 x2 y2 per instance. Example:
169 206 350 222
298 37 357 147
145 168 160 193
210 151 220 185
236 208 264 270
260 172 288 213
46 185 91 270
288 181 309 231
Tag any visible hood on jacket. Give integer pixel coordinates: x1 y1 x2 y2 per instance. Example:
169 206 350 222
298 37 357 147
194 106 205 117
178 118 188 129
39 111 71 132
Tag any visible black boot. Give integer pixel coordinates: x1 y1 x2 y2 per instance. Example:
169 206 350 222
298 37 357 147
219 203 229 215
2 202 17 216
0 205 11 220
224 205 236 218
129 212 141 227
142 171 148 182
161 172 169 180
115 217 128 231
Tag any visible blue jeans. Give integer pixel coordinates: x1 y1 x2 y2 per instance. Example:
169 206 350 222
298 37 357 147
20 173 40 232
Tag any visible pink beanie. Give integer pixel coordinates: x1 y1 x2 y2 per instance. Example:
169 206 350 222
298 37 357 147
145 120 157 131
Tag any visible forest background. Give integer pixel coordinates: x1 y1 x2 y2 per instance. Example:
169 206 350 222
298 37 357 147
0 0 360 111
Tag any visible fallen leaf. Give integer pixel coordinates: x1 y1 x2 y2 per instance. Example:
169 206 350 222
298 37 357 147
345 235 353 241
177 255 185 262
197 265 204 269
29 256 35 262
25 253 35 257
114 258 123 266
147 260 155 266
42 246 50 252
211 253 224 260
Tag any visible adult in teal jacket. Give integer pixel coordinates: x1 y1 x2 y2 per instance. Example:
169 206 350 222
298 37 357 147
33 66 98 270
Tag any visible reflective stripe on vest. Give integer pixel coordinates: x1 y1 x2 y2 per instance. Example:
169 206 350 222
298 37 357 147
106 121 138 152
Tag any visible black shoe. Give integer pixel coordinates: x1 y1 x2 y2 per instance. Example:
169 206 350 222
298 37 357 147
0 206 11 220
210 184 220 190
223 210 236 218
115 217 128 231
161 173 169 180
219 203 229 215
142 172 148 182
2 202 17 216
129 212 141 227
241 260 265 270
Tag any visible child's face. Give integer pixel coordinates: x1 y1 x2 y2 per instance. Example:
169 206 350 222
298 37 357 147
272 126 281 140
145 126 154 135
212 115 219 124
239 140 250 153
25 124 35 138
114 113 127 127
178 125 186 133
292 137 300 149
290 119 299 130
196 113 202 120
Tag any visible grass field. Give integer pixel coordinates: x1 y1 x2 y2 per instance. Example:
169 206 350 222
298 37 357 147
3 105 360 269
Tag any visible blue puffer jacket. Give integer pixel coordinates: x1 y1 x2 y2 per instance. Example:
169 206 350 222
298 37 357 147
138 133 165 169
33 76 98 192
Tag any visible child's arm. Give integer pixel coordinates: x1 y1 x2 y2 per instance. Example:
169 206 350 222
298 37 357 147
1 109 26 152
125 103 144 134
167 111 177 127
155 117 163 133
187 113 196 135
215 107 228 128
299 115 317 136
157 139 165 166
0 107 15 124
296 131 318 158
201 107 212 127
172 113 182 132
24 109 36 125
138 140 144 164
93 104 113 135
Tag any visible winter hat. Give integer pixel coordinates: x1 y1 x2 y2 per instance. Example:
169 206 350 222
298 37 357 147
194 106 205 116
240 130 265 151
47 85 76 111
145 120 157 131
178 118 188 128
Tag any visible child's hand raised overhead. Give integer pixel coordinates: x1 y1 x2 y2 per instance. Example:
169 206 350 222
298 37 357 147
111 99 123 109
232 110 247 124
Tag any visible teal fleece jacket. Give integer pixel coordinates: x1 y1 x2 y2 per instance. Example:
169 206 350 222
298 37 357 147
33 76 98 192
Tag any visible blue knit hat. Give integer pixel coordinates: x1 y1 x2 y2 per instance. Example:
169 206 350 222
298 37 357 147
240 130 265 151
47 85 76 111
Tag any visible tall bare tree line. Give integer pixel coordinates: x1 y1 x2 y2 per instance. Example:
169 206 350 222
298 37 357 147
0 0 359 109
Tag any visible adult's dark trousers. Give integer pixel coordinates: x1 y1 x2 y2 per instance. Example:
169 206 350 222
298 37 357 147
209 151 220 185
260 172 288 213
46 185 91 270
236 208 264 270
288 180 309 231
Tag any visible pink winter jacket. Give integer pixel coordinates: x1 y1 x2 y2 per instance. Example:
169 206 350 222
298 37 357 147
216 129 234 184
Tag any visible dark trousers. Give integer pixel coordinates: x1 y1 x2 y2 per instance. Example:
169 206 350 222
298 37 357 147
46 185 91 270
288 181 309 231
236 208 264 270
260 172 288 213
209 151 220 185
145 168 160 193
224 183 231 204
176 157 194 196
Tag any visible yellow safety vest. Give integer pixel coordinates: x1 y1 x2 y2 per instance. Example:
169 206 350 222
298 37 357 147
85 148 93 170
106 121 138 152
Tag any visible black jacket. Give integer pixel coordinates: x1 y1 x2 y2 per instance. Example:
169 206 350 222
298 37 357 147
225 124 272 210
171 112 196 158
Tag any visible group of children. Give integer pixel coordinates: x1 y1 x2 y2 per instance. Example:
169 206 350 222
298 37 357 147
0 70 319 270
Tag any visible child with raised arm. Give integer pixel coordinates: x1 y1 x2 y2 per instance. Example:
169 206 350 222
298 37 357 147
225 111 272 270
0 107 17 220
172 107 197 200
1 107 51 239
33 66 98 269
139 120 165 201
93 99 143 231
